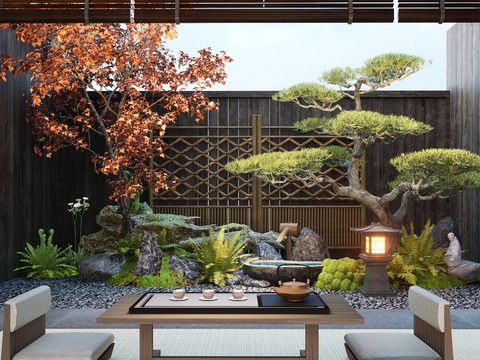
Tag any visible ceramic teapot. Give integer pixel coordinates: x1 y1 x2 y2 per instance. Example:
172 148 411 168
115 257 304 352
270 264 312 302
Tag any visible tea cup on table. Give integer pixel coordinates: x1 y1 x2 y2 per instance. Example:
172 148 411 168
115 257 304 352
202 289 215 299
173 288 185 299
232 289 244 299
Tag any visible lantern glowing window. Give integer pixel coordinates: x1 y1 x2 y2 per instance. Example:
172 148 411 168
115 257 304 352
365 236 386 254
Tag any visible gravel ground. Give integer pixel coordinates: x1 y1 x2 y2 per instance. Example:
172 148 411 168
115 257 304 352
1 276 480 310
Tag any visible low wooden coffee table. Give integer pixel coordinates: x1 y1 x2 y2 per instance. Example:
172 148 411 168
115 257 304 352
97 293 364 360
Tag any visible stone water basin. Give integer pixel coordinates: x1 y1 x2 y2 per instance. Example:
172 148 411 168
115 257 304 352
243 260 323 286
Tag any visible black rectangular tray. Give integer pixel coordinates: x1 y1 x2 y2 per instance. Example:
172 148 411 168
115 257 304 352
128 293 330 315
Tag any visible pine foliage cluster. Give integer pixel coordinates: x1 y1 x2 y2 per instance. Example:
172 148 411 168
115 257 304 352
190 226 247 286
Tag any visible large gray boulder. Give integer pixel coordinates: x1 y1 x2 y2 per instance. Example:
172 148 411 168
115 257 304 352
289 227 330 261
431 216 461 249
257 241 282 260
79 251 125 282
168 256 202 284
134 232 163 276
448 260 480 281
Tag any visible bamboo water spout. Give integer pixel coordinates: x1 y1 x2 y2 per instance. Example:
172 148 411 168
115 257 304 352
276 223 298 259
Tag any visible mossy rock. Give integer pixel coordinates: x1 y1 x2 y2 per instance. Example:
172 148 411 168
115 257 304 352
82 203 286 254
106 255 186 287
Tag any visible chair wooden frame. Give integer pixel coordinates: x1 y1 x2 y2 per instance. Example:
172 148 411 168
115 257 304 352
1 303 114 360
345 302 454 360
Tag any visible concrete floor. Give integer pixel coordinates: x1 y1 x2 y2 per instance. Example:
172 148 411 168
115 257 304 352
1 308 480 329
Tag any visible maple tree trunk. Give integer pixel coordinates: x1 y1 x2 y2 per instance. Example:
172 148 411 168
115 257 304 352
119 197 133 236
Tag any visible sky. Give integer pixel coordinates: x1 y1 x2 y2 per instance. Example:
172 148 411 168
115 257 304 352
167 22 455 91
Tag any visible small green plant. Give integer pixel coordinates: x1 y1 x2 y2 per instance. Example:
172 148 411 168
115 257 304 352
313 257 364 291
387 219 449 288
190 226 247 286
67 197 90 251
64 246 89 272
14 229 77 278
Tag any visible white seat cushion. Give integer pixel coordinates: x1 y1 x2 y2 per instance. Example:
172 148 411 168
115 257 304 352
12 332 114 360
344 332 442 360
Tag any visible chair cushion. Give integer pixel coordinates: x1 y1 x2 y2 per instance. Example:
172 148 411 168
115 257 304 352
12 332 114 360
344 332 442 360
5 285 51 332
409 286 449 333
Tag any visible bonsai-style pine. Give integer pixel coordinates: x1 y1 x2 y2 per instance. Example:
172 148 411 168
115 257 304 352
225 53 480 238
0 23 232 235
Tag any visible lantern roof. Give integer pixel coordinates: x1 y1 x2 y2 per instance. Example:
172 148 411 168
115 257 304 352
350 222 403 235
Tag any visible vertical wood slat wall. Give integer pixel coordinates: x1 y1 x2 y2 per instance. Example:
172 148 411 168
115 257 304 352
447 23 480 262
0 28 58 284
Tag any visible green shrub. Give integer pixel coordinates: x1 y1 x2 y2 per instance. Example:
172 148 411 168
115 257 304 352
190 226 247 286
14 229 77 278
313 257 364 290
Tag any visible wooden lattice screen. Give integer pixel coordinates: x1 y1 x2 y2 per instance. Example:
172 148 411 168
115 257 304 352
151 114 364 250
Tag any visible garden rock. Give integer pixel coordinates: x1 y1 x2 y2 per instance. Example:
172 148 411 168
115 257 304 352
448 260 480 281
79 250 125 282
431 216 461 249
134 231 163 276
168 256 202 284
444 233 462 267
289 227 330 261
256 241 282 260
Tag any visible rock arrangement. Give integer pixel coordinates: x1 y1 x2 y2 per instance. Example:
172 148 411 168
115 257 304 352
80 203 284 254
168 256 202 284
256 241 282 261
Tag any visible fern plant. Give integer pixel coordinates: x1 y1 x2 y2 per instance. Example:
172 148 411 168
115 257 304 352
190 226 247 286
14 229 77 278
387 219 448 288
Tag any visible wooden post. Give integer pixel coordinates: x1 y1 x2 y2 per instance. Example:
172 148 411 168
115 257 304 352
251 115 263 233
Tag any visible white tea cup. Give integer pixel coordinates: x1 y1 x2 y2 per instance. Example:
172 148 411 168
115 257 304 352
173 289 185 299
232 289 244 299
203 289 215 299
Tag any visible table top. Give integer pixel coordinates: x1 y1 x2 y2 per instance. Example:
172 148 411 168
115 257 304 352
97 294 364 325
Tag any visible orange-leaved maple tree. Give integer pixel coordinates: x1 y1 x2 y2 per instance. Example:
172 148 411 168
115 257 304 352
0 23 232 235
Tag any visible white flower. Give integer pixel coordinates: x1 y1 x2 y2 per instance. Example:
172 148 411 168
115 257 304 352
76 198 81 202
74 203 81 208
83 197 89 200
68 203 73 206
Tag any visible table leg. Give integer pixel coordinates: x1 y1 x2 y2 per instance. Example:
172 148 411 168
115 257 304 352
140 324 153 360
305 324 319 360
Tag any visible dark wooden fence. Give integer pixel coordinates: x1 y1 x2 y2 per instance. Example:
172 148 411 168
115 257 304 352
0 28 57 283
447 23 480 263
0 39 452 283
